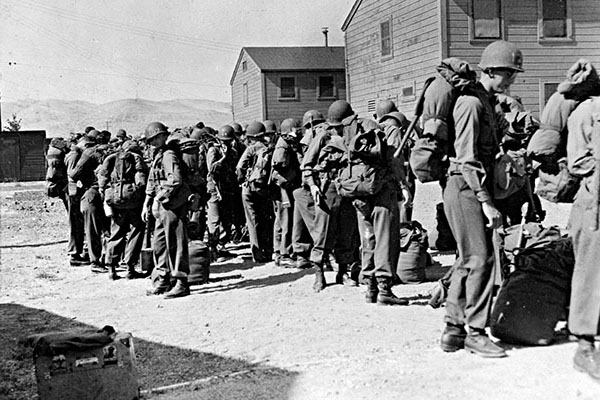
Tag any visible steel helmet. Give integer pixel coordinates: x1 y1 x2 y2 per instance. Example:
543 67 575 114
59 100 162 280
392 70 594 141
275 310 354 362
217 125 235 141
281 118 300 135
144 122 169 141
246 121 266 138
376 100 398 120
231 122 244 134
379 111 409 128
116 128 127 138
478 40 524 72
263 120 277 134
327 100 354 127
302 110 325 128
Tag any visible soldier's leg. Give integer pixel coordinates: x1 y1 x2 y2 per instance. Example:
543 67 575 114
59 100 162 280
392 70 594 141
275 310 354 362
105 209 128 278
80 188 105 270
279 188 294 258
255 193 274 261
122 208 145 276
67 194 85 260
354 199 376 298
272 199 282 263
206 190 221 254
241 187 265 261
292 187 315 266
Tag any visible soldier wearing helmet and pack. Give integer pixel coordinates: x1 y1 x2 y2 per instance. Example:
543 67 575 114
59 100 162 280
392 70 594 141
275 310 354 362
205 125 239 261
440 40 524 358
142 122 192 299
300 100 360 292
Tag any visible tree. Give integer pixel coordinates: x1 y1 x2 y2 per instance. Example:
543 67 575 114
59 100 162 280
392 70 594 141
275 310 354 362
4 113 22 132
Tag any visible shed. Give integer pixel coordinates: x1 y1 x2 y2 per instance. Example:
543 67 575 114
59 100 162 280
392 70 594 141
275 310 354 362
0 131 47 182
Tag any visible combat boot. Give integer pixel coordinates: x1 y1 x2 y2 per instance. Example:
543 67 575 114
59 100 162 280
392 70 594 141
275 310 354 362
108 263 120 280
164 278 190 299
464 328 507 358
574 337 600 381
312 262 326 293
365 276 378 304
126 264 145 280
335 264 358 287
440 323 467 352
376 277 409 306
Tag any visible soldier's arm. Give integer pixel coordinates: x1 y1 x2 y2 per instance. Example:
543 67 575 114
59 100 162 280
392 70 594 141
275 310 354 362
155 150 182 203
272 137 290 170
68 148 93 181
567 102 596 176
236 146 254 182
134 153 148 187
300 130 328 187
97 154 115 191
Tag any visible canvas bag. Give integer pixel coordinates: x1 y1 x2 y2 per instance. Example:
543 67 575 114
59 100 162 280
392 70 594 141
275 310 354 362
105 151 144 209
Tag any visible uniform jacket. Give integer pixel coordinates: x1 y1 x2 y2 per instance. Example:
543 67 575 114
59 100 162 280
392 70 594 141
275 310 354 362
300 126 347 188
449 83 501 203
235 141 269 183
206 143 237 192
69 145 105 190
146 145 190 210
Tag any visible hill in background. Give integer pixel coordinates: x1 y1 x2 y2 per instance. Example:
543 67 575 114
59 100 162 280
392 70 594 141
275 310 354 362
2 98 232 138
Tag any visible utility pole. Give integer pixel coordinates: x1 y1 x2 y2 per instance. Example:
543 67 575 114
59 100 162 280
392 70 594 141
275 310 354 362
106 121 110 131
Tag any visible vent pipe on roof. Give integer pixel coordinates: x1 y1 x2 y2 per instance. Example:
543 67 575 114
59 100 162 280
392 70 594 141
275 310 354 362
322 27 329 47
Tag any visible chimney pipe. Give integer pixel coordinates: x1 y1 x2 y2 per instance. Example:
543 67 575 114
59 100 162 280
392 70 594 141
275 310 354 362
322 27 329 47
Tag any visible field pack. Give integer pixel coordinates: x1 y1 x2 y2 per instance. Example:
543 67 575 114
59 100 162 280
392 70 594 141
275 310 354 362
247 145 273 194
409 58 477 183
105 147 145 209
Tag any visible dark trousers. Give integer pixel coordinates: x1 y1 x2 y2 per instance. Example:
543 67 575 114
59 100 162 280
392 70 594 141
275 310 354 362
106 206 145 267
80 188 105 264
206 187 234 249
354 188 395 279
151 202 189 280
273 187 294 257
67 194 84 256
292 187 316 260
309 182 358 265
241 186 273 261
443 175 495 330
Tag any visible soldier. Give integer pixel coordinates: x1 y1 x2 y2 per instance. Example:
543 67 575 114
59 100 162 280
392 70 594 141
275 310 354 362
236 121 275 263
440 40 524 358
271 118 302 266
300 100 360 292
69 130 107 273
178 136 206 241
142 122 192 299
205 125 238 261
291 110 327 269
45 137 69 211
564 63 600 381
98 139 148 280
64 134 88 266
230 122 248 244
115 129 128 146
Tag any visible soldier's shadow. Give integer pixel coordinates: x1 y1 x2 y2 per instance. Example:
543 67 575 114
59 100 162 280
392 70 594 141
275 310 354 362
191 269 313 294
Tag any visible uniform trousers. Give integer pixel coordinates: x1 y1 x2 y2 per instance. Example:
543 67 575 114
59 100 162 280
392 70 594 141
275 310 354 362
292 187 316 260
568 181 600 336
67 193 84 256
206 184 234 249
151 201 189 281
443 175 495 330
273 187 294 257
241 185 274 261
354 188 395 279
80 187 105 264
106 206 145 267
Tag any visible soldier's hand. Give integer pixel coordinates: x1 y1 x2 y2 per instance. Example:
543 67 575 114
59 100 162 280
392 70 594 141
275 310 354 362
401 187 413 208
309 185 321 203
141 207 149 223
482 201 502 229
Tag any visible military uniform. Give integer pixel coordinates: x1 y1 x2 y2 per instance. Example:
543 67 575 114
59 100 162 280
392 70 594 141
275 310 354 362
65 144 86 264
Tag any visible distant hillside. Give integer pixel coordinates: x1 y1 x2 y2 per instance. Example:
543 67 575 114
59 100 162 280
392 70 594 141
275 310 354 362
3 98 232 138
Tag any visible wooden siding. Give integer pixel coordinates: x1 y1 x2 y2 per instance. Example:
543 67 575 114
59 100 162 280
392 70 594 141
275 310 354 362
0 131 46 182
343 0 441 119
446 0 600 116
231 50 264 124
262 71 347 126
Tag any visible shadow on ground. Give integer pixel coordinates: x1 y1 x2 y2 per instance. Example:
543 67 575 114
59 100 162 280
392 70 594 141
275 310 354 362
0 303 298 400
191 269 313 294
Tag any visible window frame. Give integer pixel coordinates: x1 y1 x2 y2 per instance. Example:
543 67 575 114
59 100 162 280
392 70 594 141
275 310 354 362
278 76 298 101
539 80 560 113
537 0 573 43
400 82 417 103
468 0 504 43
242 82 249 107
317 75 337 100
242 61 247 72
379 16 393 61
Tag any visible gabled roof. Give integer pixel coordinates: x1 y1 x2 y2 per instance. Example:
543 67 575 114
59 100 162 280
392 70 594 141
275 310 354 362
230 46 345 85
341 0 363 32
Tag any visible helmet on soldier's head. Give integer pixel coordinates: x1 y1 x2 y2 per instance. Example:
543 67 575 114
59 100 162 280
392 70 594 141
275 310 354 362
86 129 100 141
376 100 398 120
231 122 244 134
116 129 127 138
246 121 266 138
327 100 354 127
302 110 325 128
84 126 96 134
217 125 235 141
263 120 277 134
479 40 524 72
144 121 169 141
281 118 300 135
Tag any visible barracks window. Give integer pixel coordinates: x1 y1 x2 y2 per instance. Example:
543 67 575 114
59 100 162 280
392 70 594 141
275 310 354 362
471 0 502 40
318 76 335 99
243 83 249 107
279 77 297 100
380 17 393 59
538 0 572 41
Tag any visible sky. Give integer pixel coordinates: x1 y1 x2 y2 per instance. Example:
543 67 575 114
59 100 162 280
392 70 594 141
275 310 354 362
0 0 354 104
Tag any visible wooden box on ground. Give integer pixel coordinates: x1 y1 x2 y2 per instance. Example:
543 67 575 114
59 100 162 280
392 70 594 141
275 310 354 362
33 332 139 400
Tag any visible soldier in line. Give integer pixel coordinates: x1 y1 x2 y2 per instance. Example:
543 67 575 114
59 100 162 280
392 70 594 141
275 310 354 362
64 134 89 266
236 121 275 263
300 100 360 292
206 125 238 262
69 130 109 273
440 40 524 358
143 122 192 299
98 139 148 280
230 122 248 244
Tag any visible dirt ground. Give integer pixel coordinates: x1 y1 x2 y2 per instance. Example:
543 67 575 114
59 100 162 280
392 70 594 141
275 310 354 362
1 181 599 400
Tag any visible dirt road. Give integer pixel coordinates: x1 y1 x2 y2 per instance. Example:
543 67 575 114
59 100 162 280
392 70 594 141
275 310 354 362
1 182 598 400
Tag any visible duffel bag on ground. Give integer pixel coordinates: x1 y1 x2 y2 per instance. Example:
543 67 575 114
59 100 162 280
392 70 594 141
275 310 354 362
397 221 429 284
188 240 210 285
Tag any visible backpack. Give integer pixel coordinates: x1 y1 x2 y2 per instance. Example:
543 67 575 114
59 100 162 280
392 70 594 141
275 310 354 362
527 59 600 203
409 58 477 183
337 122 390 199
46 138 68 198
104 150 145 209
271 137 300 189
493 148 529 200
247 145 273 194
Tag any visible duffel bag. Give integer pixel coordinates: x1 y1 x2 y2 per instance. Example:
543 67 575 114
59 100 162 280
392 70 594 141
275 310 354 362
188 240 210 285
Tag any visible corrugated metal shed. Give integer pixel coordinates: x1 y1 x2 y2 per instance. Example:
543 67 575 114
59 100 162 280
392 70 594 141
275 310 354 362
0 131 47 182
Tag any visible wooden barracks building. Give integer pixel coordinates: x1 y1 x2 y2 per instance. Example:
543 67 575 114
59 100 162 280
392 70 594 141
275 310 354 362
342 0 600 119
230 46 346 127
